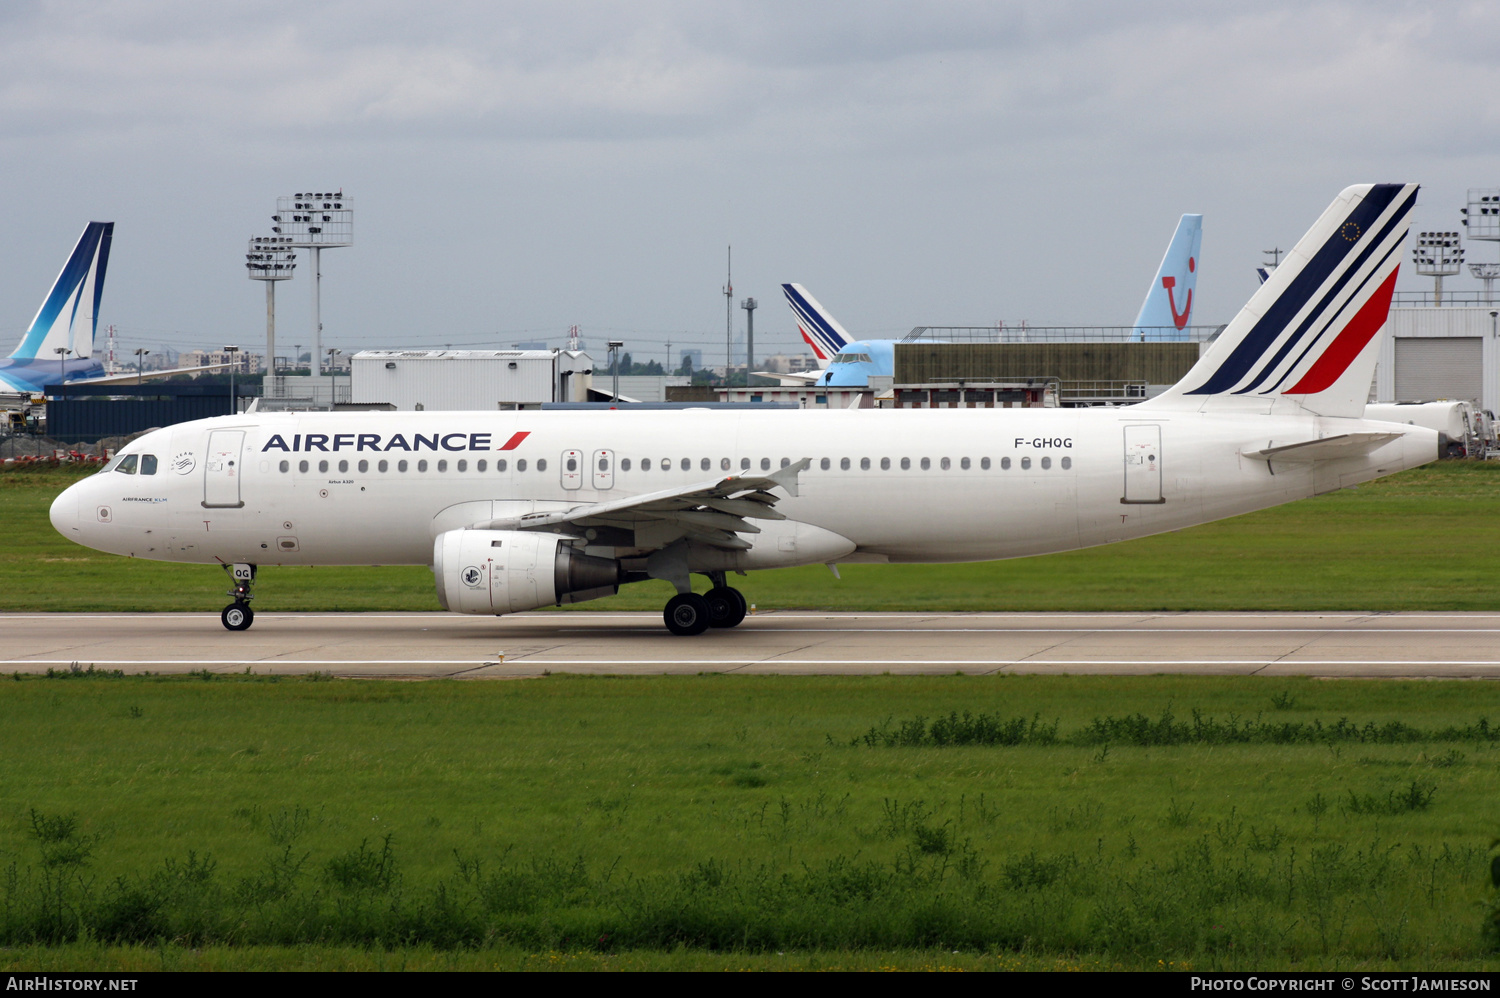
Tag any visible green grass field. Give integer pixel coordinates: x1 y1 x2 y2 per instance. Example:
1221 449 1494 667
0 673 1498 970
7 459 1500 612
6 461 1500 971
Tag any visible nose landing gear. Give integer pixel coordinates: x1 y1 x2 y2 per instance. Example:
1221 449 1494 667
221 563 256 631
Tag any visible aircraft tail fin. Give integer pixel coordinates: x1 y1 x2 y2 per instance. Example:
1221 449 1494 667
1150 185 1417 418
9 222 114 362
1132 214 1202 340
782 283 851 361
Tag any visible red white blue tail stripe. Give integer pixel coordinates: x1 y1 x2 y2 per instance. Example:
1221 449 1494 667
1158 184 1417 417
782 283 852 361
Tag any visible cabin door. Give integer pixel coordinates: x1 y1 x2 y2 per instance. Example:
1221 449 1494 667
1122 424 1164 504
203 430 245 508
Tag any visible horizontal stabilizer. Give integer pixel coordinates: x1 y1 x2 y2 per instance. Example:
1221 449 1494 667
1243 431 1402 462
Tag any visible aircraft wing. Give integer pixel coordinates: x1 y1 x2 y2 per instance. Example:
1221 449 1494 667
478 458 809 551
1243 432 1403 462
756 370 824 386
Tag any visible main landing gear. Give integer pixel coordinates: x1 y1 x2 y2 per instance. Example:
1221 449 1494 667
221 563 256 631
663 573 748 636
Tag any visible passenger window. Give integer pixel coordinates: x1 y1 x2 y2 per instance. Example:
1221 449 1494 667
621 458 631 471
1020 457 1031 470
457 459 467 472
338 459 349 473
642 458 651 471
140 455 158 475
900 457 910 470
960 457 970 470
840 458 851 471
357 460 368 473
780 458 790 468
740 457 750 470
860 457 870 470
599 457 610 471
881 457 890 470
1061 456 1072 470
299 460 309 473
517 459 527 472
760 458 770 471
920 457 931 471
1000 457 1011 470
116 454 138 474
981 457 991 470
476 459 486 472
437 459 448 472
680 458 691 471
566 456 578 471
418 459 429 472
496 459 507 472
1041 456 1052 470
537 459 547 472
820 458 830 471
280 460 290 473
378 460 388 472
700 457 711 471
398 460 408 472
719 457 730 471
940 457 950 470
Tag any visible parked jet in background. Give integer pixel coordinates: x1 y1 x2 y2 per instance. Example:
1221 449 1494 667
52 185 1435 637
778 213 1205 388
1131 213 1202 341
0 222 113 393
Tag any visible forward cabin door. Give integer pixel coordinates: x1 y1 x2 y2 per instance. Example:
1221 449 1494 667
203 430 245 508
1121 424 1164 504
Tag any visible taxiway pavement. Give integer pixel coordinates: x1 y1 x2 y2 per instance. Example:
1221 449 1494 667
3 611 1498 679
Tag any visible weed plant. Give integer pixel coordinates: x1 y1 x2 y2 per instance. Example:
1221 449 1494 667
1 673 1499 967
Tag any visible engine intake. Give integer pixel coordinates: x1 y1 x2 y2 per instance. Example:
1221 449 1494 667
433 529 619 615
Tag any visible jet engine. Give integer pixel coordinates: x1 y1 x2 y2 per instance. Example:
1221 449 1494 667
433 529 619 615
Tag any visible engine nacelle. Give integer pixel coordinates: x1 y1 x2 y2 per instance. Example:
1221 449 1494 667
433 529 619 615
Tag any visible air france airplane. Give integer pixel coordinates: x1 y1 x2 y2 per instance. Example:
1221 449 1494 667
51 185 1437 636
0 222 114 393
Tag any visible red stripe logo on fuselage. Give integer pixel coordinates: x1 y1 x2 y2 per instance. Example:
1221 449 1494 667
498 431 530 451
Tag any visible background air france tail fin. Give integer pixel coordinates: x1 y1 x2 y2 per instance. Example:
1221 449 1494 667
781 283 851 361
1150 184 1418 418
1132 214 1202 341
9 221 113 362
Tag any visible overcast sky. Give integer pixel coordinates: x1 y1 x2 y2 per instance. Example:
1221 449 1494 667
2 1 1497 366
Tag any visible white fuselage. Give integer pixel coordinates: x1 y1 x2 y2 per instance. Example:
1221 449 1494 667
51 407 1437 576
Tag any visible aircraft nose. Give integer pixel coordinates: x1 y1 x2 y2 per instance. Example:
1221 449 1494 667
49 481 80 537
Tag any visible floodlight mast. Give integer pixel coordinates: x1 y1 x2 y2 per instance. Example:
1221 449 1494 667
245 236 296 385
740 297 757 388
272 192 351 378
1462 189 1500 305
1412 231 1463 306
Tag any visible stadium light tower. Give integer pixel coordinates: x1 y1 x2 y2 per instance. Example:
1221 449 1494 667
1462 188 1500 304
1412 232 1463 306
245 236 296 381
273 191 351 377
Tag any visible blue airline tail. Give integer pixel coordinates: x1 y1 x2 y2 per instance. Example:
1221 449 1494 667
0 222 113 393
1132 214 1202 341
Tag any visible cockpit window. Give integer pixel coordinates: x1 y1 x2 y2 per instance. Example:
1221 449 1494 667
140 455 158 475
115 454 138 475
